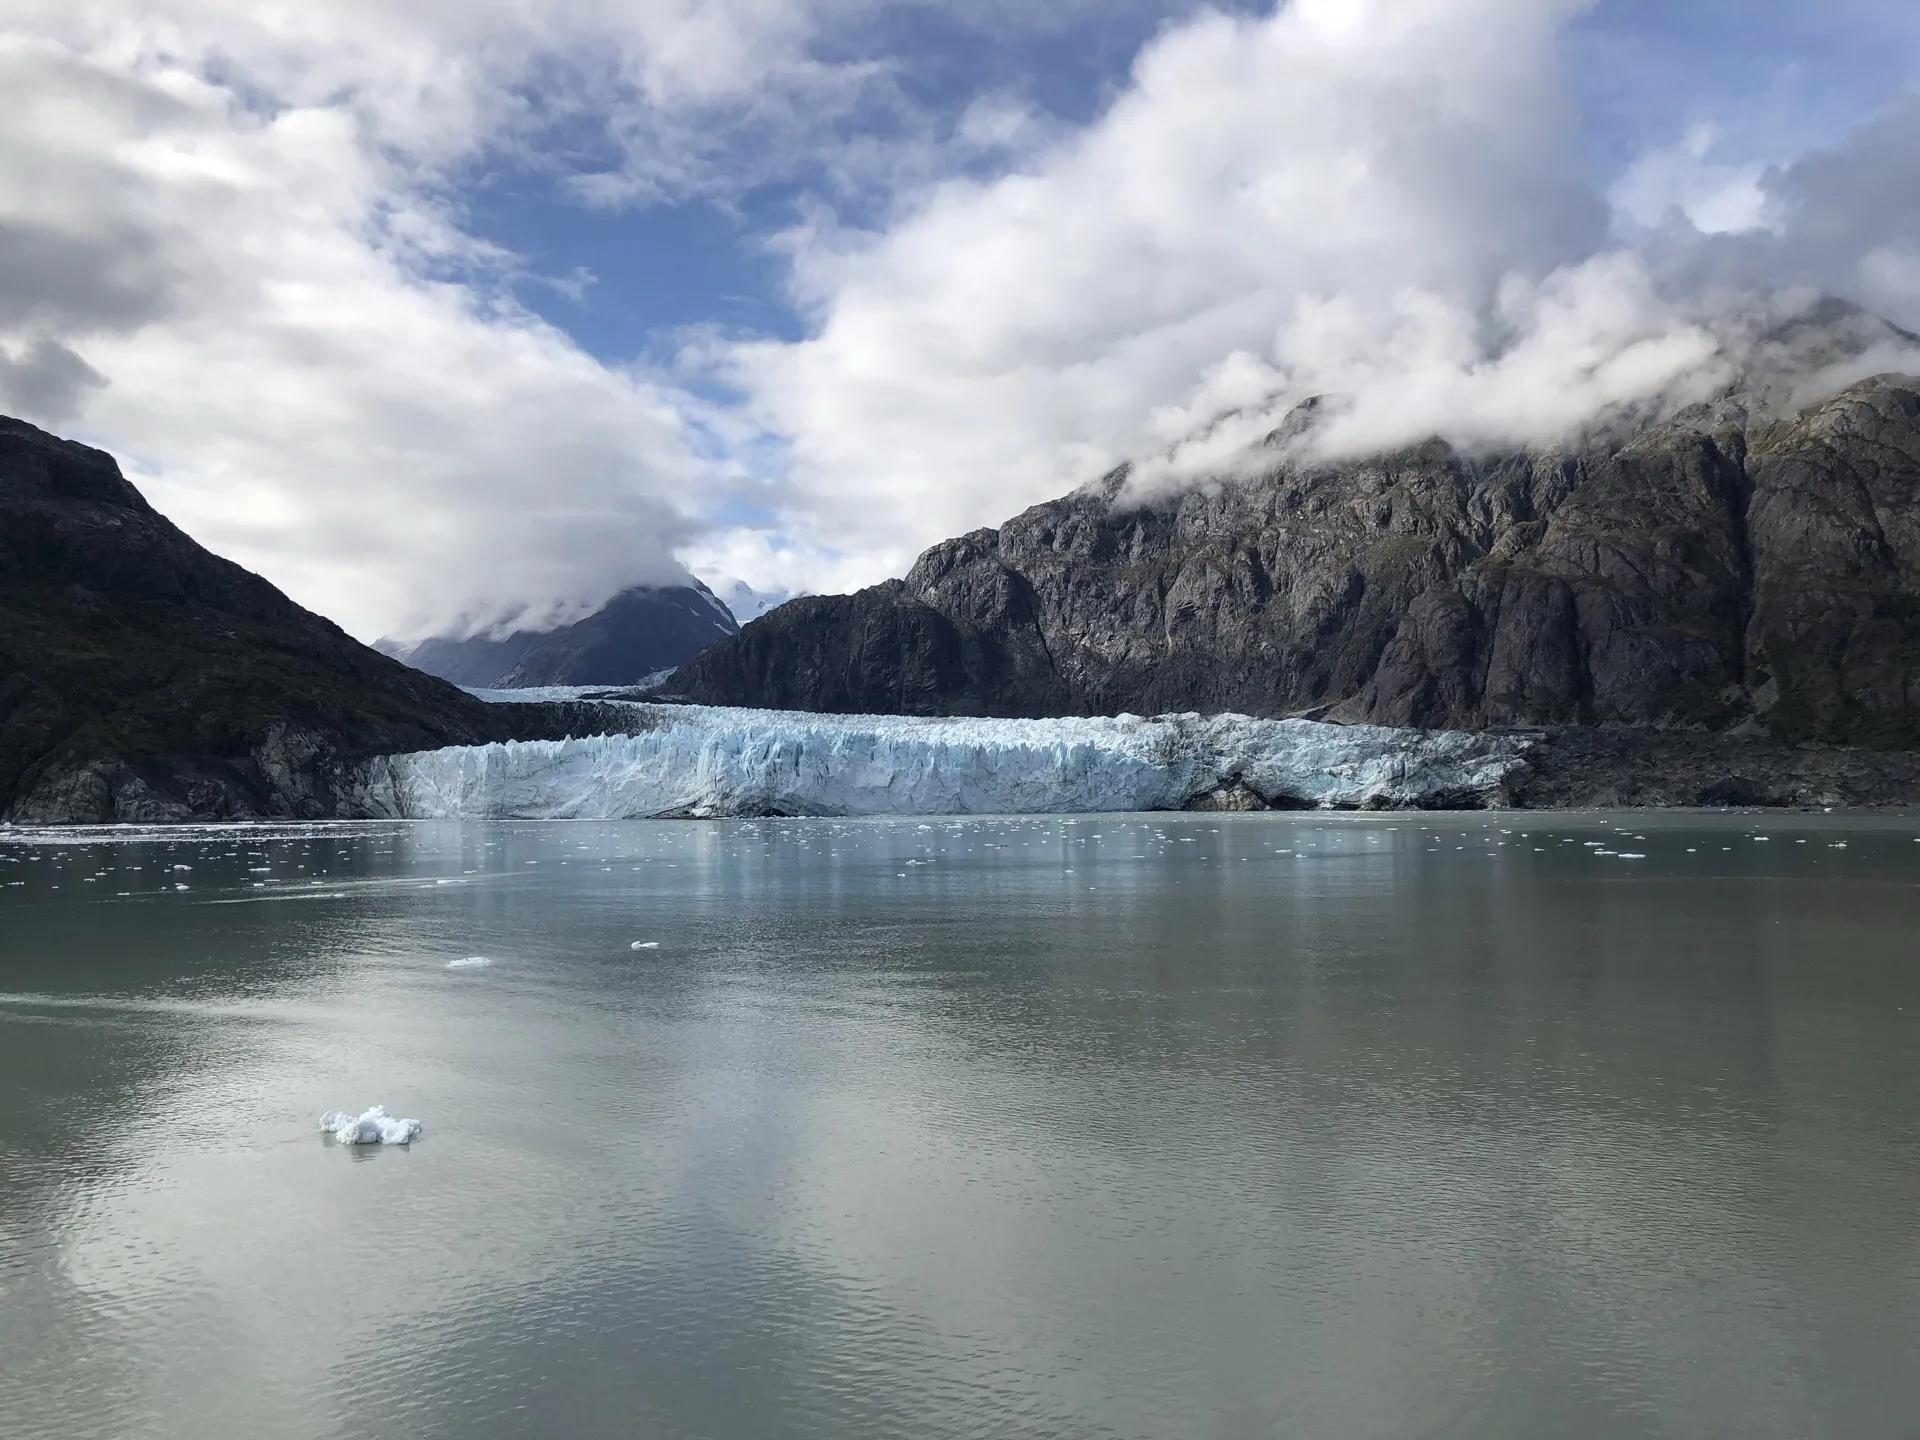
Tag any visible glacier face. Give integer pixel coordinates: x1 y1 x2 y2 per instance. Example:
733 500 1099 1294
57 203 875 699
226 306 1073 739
353 704 1532 819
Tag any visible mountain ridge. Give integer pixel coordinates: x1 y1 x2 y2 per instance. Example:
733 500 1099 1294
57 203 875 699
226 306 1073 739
388 581 738 689
0 414 637 821
675 371 1920 748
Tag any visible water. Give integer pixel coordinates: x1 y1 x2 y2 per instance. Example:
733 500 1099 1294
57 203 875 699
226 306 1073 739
2 811 1918 1439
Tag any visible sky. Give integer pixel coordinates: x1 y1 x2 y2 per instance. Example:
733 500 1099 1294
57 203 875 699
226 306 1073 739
3 0 1920 641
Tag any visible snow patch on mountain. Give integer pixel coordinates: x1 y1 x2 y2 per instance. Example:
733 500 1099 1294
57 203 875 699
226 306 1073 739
352 705 1531 818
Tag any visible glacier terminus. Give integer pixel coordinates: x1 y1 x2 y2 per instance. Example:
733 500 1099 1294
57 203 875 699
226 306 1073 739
351 700 1533 819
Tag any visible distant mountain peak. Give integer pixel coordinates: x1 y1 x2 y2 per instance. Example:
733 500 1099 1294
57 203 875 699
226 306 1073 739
395 579 740 689
0 412 593 821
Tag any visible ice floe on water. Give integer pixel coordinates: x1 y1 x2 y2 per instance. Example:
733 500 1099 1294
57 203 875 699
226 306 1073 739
446 956 491 969
0 821 409 846
320 1106 421 1145
630 941 659 950
353 704 1531 820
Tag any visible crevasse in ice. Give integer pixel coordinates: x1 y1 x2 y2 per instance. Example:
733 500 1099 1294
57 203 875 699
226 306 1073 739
353 703 1530 819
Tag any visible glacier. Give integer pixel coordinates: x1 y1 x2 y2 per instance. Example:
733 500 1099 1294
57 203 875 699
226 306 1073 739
352 703 1532 819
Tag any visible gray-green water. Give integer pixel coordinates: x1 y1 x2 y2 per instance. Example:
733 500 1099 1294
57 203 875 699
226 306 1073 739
2 811 1918 1439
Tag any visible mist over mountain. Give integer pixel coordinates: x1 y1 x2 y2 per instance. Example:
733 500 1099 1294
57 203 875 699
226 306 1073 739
388 582 738 689
679 315 1920 752
0 415 638 822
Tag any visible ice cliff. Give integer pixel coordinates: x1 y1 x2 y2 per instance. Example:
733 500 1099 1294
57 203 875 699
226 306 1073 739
352 704 1531 818
320 1106 421 1145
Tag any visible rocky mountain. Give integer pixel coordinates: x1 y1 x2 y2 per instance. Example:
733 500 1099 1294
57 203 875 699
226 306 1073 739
0 415 633 821
677 373 1920 748
391 581 738 689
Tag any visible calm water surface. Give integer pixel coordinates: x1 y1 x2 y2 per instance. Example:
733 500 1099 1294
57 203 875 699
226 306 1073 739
2 811 1918 1439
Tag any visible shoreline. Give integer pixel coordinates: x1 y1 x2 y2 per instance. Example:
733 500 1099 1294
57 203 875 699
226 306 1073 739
15 699 1920 824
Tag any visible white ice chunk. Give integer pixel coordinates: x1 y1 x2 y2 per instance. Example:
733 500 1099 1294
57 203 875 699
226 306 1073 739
319 1106 421 1145
446 956 491 969
630 941 659 950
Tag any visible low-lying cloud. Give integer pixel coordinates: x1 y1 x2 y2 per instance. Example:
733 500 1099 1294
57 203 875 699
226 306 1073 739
1128 264 1920 500
730 0 1607 569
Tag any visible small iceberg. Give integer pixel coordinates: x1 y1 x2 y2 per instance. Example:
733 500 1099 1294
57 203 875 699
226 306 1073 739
320 1106 421 1145
446 955 491 969
630 941 659 950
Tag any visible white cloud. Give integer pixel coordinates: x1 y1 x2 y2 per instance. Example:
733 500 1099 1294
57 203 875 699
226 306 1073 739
724 0 1920 586
1129 252 1741 497
1610 125 1770 236
0 32 730 642
8 0 847 168
0 0 933 641
679 527 895 614
1756 95 1920 329
9 0 1920 636
1294 258 1728 457
0 0 1206 631
726 0 1610 583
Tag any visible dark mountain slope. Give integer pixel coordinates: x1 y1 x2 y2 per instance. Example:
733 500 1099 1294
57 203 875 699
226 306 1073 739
0 415 629 821
677 376 1920 747
395 581 738 690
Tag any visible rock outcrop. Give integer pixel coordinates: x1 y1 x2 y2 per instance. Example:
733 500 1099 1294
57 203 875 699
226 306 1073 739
390 581 738 689
678 376 1920 747
0 415 634 821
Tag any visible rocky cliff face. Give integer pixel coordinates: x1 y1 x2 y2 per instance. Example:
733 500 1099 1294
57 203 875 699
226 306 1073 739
678 375 1920 746
393 581 738 689
0 415 633 821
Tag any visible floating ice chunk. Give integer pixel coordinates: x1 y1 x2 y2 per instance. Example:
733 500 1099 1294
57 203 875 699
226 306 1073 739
447 956 491 969
630 941 659 950
320 1106 421 1145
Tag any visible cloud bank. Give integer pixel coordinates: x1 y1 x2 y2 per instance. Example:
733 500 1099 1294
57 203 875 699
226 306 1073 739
3 1 1920 636
0 21 728 641
732 0 1920 563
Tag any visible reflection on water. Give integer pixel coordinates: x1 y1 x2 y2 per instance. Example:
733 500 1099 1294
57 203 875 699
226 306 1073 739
3 812 1919 1439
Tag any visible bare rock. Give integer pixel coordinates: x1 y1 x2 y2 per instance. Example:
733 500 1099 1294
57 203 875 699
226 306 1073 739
678 375 1920 756
0 415 644 820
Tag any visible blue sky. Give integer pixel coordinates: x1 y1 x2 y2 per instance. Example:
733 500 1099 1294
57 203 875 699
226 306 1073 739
4 1 1919 640
476 3 1281 360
